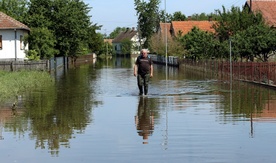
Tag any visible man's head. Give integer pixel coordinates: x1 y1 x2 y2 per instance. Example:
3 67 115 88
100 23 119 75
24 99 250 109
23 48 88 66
141 49 148 57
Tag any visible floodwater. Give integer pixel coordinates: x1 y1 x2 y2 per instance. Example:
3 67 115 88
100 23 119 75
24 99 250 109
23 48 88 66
1 56 276 163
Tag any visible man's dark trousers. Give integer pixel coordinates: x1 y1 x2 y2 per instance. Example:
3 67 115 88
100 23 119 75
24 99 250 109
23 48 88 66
137 74 150 95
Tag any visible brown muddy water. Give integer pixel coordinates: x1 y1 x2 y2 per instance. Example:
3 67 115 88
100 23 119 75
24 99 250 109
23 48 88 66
1 56 276 163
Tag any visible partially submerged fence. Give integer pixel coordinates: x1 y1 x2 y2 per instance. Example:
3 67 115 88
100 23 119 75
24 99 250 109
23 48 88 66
0 54 96 72
0 60 49 71
150 54 179 67
181 59 276 87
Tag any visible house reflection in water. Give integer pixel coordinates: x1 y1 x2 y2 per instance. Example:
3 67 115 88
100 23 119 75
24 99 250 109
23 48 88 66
135 97 154 144
253 98 276 122
0 106 24 140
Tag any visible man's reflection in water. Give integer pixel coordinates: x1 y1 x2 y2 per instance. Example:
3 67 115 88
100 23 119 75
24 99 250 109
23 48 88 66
135 96 154 144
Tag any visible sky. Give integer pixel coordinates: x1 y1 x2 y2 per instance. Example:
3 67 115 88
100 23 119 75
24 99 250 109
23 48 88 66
84 0 246 35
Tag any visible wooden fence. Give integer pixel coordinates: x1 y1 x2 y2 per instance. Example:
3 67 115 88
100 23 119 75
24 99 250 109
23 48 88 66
181 59 276 87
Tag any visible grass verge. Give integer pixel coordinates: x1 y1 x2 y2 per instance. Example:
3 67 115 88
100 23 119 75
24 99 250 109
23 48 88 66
0 70 54 102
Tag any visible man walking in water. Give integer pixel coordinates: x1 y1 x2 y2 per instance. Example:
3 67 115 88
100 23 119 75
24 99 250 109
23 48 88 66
134 49 153 95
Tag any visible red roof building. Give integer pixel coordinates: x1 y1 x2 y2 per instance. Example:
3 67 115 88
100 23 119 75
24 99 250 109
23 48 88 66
171 20 216 37
245 0 276 27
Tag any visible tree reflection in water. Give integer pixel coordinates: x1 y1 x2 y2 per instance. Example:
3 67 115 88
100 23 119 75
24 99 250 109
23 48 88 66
23 65 99 156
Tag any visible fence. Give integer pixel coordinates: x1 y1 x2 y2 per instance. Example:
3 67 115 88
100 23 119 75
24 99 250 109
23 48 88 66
150 54 179 67
0 54 96 72
180 59 276 87
0 60 49 71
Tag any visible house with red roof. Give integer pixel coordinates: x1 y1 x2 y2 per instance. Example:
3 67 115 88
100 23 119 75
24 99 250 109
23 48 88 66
0 12 30 61
170 20 216 37
244 0 276 28
156 18 216 40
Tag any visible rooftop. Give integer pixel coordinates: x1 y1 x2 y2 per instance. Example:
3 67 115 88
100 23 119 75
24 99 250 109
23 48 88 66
0 12 30 31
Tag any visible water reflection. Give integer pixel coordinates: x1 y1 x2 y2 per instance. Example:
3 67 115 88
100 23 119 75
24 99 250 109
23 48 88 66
22 64 99 156
135 96 154 144
2 57 276 162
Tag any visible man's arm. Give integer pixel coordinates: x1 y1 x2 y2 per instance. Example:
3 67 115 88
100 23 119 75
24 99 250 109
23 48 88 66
150 65 153 77
134 64 137 76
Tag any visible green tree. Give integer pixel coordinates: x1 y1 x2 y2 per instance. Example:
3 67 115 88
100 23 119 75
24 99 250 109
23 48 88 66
50 0 93 57
158 10 172 23
0 0 28 22
26 27 58 59
213 6 264 42
26 0 101 59
233 24 276 62
87 27 103 54
171 11 186 21
180 27 216 60
134 0 160 48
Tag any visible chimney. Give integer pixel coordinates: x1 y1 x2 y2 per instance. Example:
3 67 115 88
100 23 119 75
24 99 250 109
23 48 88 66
188 16 191 21
132 27 135 31
125 27 130 32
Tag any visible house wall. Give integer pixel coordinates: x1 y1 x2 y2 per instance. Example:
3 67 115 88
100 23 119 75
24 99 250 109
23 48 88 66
131 34 140 55
0 29 29 61
113 33 144 55
113 43 122 55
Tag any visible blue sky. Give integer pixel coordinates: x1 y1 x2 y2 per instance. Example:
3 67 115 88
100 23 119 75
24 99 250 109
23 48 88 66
84 0 246 35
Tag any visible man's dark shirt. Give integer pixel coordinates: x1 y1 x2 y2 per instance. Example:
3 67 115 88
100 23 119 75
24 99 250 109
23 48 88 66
136 55 152 76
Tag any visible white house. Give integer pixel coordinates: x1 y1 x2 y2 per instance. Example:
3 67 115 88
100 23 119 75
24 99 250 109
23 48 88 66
112 27 144 55
0 12 30 61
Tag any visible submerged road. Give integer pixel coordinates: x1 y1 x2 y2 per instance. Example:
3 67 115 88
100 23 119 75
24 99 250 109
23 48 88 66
1 56 276 163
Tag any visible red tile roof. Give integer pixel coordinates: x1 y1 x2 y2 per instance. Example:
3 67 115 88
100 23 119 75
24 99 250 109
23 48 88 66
171 21 215 36
0 12 30 31
246 0 276 27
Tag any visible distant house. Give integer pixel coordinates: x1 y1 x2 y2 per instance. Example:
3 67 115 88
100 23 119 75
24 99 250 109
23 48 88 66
0 12 30 61
244 0 276 28
170 20 216 37
112 27 142 55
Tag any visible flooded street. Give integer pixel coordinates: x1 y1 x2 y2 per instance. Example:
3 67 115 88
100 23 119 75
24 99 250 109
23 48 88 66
1 56 276 163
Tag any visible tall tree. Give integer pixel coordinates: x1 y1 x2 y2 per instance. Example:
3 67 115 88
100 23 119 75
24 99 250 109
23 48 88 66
0 0 28 22
213 6 264 42
25 0 101 59
50 0 93 57
25 0 58 58
134 0 160 48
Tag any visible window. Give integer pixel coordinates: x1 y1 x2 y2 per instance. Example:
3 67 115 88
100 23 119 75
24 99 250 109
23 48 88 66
20 35 23 50
0 35 2 50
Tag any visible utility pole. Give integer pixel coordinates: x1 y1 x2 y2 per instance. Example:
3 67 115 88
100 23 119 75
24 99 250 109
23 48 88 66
250 0 252 12
105 29 108 56
165 0 168 70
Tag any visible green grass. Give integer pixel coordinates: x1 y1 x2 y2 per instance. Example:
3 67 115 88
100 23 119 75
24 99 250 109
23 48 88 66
0 70 54 102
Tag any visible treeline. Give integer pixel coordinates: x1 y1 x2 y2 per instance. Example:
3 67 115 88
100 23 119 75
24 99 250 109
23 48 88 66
134 0 276 62
0 0 105 60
